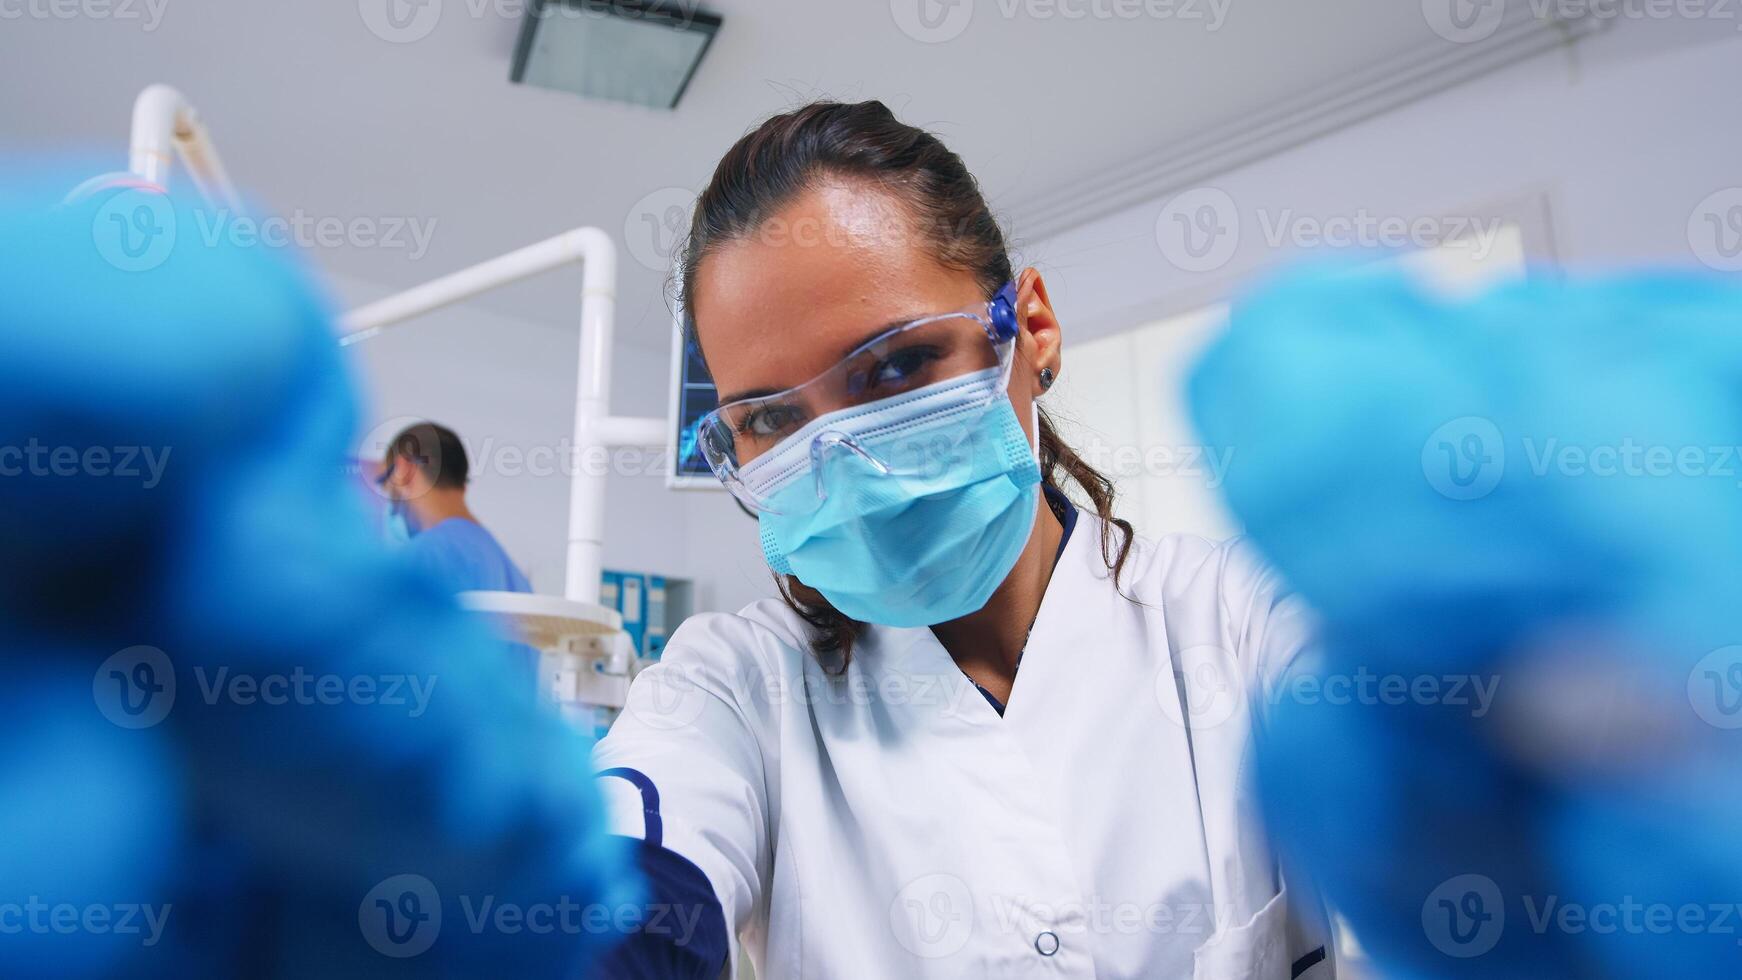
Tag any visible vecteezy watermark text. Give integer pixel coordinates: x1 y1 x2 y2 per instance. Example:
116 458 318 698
1425 0 1742 45
359 0 711 44
1154 188 1510 274
0 899 172 947
1423 873 1742 958
188 209 438 260
0 0 169 29
1423 417 1742 501
0 440 171 489
889 0 1231 45
358 874 711 959
94 646 439 729
1270 667 1502 718
1071 438 1234 489
192 666 437 719
91 193 440 273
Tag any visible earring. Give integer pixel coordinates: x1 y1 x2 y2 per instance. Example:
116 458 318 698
1039 367 1056 391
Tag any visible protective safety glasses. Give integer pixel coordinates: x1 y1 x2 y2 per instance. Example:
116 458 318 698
697 282 1021 515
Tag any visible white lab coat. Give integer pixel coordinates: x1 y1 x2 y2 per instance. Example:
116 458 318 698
594 510 1335 979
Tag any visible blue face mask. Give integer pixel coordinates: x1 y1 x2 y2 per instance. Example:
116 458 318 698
747 367 1042 628
384 499 413 544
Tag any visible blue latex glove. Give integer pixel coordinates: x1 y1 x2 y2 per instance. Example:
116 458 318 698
1190 264 1742 979
0 168 637 978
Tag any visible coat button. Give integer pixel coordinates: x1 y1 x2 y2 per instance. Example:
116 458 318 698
1034 931 1060 956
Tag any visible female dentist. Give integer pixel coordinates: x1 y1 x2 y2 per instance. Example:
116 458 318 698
593 100 1334 980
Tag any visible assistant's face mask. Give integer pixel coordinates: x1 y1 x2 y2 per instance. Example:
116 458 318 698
385 499 413 544
377 460 414 544
699 283 1042 627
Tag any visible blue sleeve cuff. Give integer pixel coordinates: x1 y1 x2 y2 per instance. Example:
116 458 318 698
595 835 730 979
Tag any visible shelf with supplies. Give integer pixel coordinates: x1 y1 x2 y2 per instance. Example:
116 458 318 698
599 569 691 664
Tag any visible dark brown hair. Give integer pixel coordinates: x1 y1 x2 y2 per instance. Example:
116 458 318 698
680 100 1134 667
386 421 468 489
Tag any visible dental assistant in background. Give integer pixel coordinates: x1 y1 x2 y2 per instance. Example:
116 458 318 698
378 420 532 594
592 101 1334 979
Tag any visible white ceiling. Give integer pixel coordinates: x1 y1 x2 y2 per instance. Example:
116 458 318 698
3 0 1524 346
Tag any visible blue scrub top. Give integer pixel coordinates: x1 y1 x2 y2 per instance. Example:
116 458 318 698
406 517 533 594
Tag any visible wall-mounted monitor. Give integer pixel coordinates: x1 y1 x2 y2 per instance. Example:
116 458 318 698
666 311 719 489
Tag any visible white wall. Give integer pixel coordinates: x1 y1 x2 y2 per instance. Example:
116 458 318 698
1023 22 1742 345
1045 226 1530 541
1023 21 1742 540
